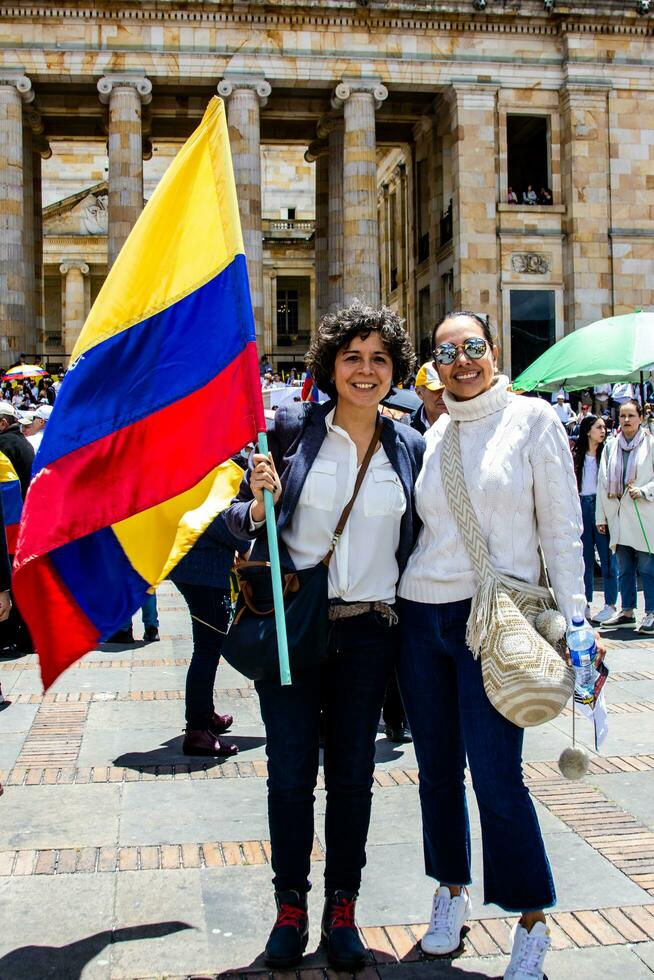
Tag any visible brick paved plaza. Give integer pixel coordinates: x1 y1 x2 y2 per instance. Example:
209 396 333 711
3 583 654 979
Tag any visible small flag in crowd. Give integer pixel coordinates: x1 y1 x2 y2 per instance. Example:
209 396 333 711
0 452 22 553
13 97 265 689
301 370 320 403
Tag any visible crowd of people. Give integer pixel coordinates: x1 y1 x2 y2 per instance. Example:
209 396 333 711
5 308 654 980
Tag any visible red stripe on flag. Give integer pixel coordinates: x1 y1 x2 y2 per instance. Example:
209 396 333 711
16 343 261 566
5 524 18 554
13 555 100 689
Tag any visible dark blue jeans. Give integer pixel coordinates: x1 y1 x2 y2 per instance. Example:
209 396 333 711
255 611 395 894
616 544 654 612
580 494 617 605
398 597 555 913
175 582 231 730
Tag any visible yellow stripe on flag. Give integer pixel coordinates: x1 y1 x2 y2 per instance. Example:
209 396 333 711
72 98 244 362
0 452 19 484
111 458 244 588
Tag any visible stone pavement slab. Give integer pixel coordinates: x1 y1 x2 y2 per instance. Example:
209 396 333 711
592 770 654 830
0 784 122 850
119 779 269 846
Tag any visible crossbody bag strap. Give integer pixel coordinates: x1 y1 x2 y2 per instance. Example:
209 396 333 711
440 419 495 583
322 416 383 567
440 420 551 600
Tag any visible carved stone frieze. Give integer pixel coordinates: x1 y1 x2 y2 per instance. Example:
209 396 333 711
511 252 550 275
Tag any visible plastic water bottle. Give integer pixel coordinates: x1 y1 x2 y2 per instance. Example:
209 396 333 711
566 616 597 703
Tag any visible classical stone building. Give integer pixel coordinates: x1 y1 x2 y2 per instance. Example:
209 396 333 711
1 0 653 377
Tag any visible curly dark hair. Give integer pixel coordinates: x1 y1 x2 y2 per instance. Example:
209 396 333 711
305 302 416 400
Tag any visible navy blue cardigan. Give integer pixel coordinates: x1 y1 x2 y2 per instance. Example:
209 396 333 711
224 400 424 576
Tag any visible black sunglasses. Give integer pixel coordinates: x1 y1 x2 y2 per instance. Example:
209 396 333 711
432 336 489 366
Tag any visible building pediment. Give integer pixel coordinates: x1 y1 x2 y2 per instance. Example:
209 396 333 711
44 183 108 237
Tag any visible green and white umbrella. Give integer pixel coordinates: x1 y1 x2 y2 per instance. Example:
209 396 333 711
512 311 654 393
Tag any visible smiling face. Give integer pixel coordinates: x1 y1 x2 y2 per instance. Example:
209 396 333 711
332 331 394 410
620 402 642 441
432 314 498 401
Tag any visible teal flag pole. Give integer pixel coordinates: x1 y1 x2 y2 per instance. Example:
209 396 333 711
257 430 292 685
633 497 652 556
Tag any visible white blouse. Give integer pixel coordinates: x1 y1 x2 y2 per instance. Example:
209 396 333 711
580 455 599 496
282 409 406 603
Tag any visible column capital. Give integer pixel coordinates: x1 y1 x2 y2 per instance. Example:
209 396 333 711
560 82 611 113
60 260 89 276
0 73 34 104
217 76 271 107
24 106 44 135
317 110 343 140
32 134 51 160
331 79 388 112
97 75 152 105
305 139 328 164
446 80 498 110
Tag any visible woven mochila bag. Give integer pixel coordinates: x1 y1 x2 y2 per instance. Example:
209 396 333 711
440 419 574 728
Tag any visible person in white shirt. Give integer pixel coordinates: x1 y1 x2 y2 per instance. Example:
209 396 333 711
573 415 618 624
553 393 575 427
597 399 654 632
22 404 52 452
396 310 605 980
225 303 424 972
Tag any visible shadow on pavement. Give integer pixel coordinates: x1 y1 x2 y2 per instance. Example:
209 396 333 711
230 939 498 979
114 734 266 771
598 623 647 642
0 921 192 979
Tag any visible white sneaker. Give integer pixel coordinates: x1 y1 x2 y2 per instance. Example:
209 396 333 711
420 886 471 956
591 603 616 624
504 921 551 979
638 613 654 634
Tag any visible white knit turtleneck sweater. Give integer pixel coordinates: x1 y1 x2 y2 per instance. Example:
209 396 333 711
398 376 585 625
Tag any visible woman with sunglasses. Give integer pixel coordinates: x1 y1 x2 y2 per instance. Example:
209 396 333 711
397 311 601 980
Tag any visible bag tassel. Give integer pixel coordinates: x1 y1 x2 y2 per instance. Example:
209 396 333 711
466 576 500 660
558 696 589 780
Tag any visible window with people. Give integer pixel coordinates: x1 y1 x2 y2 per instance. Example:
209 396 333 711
506 114 553 206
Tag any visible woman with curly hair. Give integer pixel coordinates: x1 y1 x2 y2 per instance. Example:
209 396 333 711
225 301 424 971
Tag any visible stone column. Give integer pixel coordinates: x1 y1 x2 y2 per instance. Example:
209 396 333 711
217 76 271 343
21 108 49 359
305 139 329 323
560 84 612 331
97 75 152 267
60 261 90 363
31 135 50 359
319 114 345 311
446 83 499 325
0 74 34 357
379 184 389 300
332 80 388 306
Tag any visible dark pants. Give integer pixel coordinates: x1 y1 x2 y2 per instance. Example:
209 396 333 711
580 494 617 605
255 611 395 894
175 582 231 730
398 597 555 913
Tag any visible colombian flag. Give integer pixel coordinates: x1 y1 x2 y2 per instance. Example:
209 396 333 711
14 97 264 688
0 452 22 552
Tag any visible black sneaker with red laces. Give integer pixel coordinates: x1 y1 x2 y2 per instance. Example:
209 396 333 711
321 889 367 971
264 889 309 968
